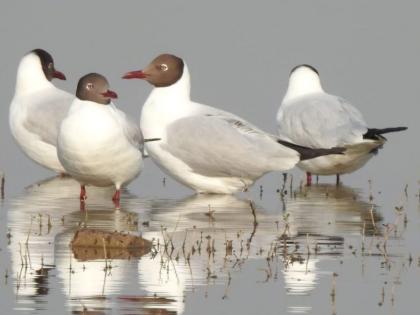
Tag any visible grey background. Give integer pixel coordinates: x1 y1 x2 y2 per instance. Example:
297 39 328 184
0 1 419 314
0 0 416 194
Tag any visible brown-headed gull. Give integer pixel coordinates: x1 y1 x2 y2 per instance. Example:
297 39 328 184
277 65 407 185
123 54 344 194
57 73 145 208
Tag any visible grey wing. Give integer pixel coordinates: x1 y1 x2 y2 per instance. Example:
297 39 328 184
23 89 74 146
114 108 144 151
278 94 368 148
164 115 299 178
124 117 144 150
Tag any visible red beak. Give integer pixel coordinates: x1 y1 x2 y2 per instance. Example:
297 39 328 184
122 70 147 79
53 70 66 80
101 89 118 99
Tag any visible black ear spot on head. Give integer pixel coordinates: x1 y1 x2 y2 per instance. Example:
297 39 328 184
290 64 319 76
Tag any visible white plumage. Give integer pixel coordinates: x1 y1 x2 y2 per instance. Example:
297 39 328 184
138 62 304 194
58 99 143 190
277 65 386 176
9 51 73 173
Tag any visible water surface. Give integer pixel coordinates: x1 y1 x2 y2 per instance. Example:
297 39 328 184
1 174 418 314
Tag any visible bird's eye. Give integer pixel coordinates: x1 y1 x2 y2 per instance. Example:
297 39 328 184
86 83 94 90
47 63 53 69
160 64 168 72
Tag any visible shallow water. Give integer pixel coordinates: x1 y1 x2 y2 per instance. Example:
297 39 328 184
1 173 418 315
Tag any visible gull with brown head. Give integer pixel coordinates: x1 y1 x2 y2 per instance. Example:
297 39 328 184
58 73 145 208
123 54 345 194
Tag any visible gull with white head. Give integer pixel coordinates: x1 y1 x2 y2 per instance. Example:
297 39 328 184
277 65 407 185
9 49 73 173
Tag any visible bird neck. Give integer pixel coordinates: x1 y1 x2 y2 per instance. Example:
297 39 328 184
14 54 53 95
282 72 324 104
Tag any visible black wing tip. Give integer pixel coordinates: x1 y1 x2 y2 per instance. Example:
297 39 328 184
299 146 345 161
277 139 345 161
328 147 346 155
381 126 407 132
363 126 408 140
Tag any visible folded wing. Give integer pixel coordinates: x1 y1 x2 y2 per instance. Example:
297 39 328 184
278 94 368 148
23 88 74 146
163 114 300 178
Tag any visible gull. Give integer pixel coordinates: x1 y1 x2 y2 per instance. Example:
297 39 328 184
277 64 407 185
123 54 344 194
9 49 72 173
58 73 144 207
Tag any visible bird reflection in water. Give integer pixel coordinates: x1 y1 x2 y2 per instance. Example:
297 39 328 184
6 176 383 314
137 186 381 313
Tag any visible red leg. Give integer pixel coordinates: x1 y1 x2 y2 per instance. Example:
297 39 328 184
80 185 87 201
306 172 312 186
112 189 120 201
80 201 86 212
112 189 121 208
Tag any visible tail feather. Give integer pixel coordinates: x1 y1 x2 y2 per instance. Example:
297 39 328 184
363 127 407 140
277 139 345 161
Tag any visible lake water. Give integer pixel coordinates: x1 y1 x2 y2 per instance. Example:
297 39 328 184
1 1 419 314
1 168 419 314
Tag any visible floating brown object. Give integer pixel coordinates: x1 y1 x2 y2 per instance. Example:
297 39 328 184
71 229 152 261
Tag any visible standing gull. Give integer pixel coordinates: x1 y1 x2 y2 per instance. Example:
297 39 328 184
277 65 407 185
123 54 344 194
9 49 73 173
58 73 144 207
